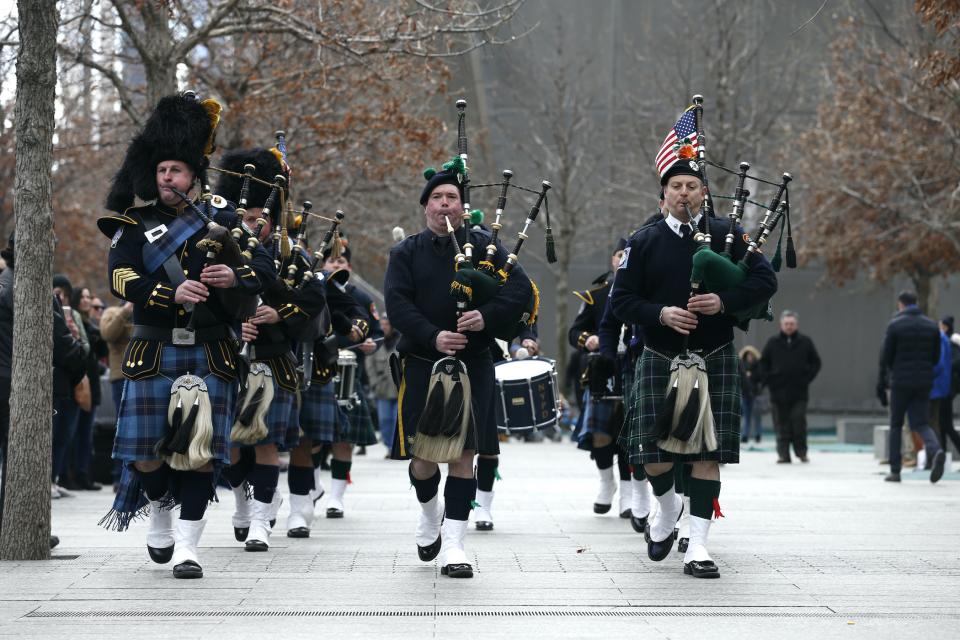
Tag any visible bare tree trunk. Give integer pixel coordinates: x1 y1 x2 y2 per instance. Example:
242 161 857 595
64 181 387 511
0 0 59 560
913 271 935 316
141 2 177 105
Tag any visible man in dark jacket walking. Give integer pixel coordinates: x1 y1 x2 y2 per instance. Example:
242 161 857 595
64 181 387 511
877 291 945 483
761 310 821 463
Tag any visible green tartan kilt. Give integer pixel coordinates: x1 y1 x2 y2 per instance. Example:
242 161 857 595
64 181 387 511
622 342 741 465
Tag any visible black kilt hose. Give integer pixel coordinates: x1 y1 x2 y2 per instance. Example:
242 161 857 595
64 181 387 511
623 342 741 465
391 352 498 460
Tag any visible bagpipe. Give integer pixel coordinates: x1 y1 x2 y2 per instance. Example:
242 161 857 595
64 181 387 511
443 99 555 341
654 94 796 456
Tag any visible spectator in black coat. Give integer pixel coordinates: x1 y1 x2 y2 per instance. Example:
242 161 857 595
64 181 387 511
877 291 945 483
760 310 821 463
738 346 763 443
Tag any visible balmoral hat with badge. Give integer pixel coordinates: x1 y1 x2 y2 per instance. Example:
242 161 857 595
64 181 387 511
104 90 222 214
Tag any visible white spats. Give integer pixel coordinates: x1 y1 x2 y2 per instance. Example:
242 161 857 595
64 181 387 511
683 515 714 564
246 499 274 548
286 493 316 532
327 478 347 515
473 490 494 530
631 478 652 519
677 495 691 541
267 490 284 523
310 467 325 503
415 493 444 547
649 488 683 542
231 486 251 530
438 518 470 567
171 518 207 567
618 479 633 516
146 501 174 550
594 465 617 510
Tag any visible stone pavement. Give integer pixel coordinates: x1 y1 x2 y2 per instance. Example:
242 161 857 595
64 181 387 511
2 438 959 639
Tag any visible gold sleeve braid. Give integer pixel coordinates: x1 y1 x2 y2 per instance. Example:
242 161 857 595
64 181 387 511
111 268 140 298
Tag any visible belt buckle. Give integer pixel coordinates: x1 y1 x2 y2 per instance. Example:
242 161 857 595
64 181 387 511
172 328 196 346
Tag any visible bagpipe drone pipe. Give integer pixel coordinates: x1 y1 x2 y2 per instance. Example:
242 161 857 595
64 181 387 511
441 99 556 342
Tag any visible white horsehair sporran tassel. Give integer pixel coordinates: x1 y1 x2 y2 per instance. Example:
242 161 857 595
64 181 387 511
656 352 717 455
166 374 215 471
231 361 274 445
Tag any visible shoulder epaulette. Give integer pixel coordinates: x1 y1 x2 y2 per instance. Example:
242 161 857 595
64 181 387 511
96 211 140 240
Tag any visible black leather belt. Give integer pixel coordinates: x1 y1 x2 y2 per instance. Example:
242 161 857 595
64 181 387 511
132 324 235 346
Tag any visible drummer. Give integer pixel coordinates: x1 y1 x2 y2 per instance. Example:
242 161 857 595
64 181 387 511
569 241 633 518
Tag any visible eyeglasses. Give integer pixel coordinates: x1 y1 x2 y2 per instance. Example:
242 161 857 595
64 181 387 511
92 305 106 311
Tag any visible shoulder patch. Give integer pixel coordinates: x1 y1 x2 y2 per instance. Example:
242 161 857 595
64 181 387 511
617 246 631 270
111 226 124 248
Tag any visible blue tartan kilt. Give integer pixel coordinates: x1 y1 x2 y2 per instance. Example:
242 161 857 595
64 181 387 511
298 380 343 444
623 342 741 465
339 380 379 446
253 383 301 450
576 389 624 451
112 344 236 464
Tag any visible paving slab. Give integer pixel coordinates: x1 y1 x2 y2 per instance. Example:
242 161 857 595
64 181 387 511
2 438 959 639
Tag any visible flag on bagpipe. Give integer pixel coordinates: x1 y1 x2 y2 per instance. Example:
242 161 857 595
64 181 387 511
655 106 699 179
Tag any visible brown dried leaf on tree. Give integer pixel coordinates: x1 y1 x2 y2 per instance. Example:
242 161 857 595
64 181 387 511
915 0 960 86
796 11 960 311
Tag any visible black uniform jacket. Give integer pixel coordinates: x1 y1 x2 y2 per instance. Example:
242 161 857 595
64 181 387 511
384 225 532 361
98 200 274 380
568 273 611 350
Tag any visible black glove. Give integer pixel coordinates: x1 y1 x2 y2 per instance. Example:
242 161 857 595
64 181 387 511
876 383 888 407
331 311 353 335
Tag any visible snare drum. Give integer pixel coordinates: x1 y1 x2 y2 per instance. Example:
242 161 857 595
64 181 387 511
494 357 560 434
335 349 358 408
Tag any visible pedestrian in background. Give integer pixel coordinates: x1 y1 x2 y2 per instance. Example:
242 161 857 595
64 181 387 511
761 310 821 463
99 300 133 491
934 315 960 469
366 312 400 456
877 291 945 483
739 345 763 443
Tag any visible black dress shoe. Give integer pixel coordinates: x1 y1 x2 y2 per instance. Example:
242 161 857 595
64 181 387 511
684 560 720 578
930 450 946 484
630 514 648 534
417 535 442 562
173 560 203 579
441 563 473 578
884 472 901 482
49 535 60 549
619 509 631 519
245 539 268 552
475 520 493 531
644 523 676 561
677 537 689 553
326 507 344 519
234 527 249 542
593 502 612 514
776 459 791 464
287 527 310 538
147 544 174 564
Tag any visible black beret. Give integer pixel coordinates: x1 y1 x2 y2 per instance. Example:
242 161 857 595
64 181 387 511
419 168 464 206
660 159 705 186
216 148 287 209
614 237 627 253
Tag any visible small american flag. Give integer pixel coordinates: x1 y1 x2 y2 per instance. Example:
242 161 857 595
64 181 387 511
655 106 698 178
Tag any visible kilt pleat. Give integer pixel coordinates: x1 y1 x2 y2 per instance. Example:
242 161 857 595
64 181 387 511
576 389 624 451
339 379 379 446
299 380 341 444
112 344 236 464
623 342 741 465
253 383 301 450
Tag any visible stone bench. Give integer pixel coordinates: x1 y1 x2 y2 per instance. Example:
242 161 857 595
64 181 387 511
874 425 959 460
837 418 886 445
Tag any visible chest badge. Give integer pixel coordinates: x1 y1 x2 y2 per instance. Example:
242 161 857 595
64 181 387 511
145 224 168 244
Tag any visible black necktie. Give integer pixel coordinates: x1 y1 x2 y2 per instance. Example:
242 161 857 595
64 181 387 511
680 224 692 240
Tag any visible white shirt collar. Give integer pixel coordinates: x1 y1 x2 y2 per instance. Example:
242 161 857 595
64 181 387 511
665 211 703 237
